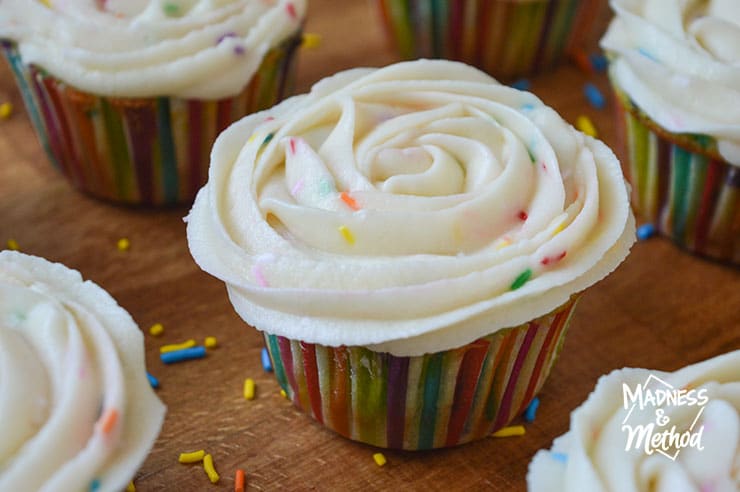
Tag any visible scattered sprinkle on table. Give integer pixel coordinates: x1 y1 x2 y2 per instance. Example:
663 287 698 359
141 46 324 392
280 389 287 399
243 378 255 400
146 372 160 389
523 397 540 423
6 239 19 251
0 102 13 120
160 339 197 353
301 33 321 49
510 78 530 91
491 425 526 438
261 347 273 372
637 223 656 241
575 115 598 138
583 83 605 110
116 237 130 251
590 53 608 72
204 336 218 349
149 323 164 336
126 481 136 492
179 449 206 464
373 452 387 467
203 454 220 484
569 49 593 75
234 469 246 492
160 346 206 364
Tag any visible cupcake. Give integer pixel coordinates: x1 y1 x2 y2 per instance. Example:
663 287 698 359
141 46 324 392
374 0 609 81
0 251 165 491
0 0 306 206
602 0 740 264
527 350 740 491
186 59 635 450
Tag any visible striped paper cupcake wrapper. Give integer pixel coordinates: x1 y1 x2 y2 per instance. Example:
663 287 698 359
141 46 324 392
1 34 301 206
264 294 579 450
613 86 740 264
375 0 605 81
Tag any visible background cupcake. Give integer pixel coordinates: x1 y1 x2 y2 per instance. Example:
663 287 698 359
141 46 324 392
0 0 306 206
186 59 635 450
0 251 165 491
602 0 740 264
373 0 610 81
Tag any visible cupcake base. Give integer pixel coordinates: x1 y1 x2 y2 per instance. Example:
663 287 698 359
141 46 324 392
264 295 579 450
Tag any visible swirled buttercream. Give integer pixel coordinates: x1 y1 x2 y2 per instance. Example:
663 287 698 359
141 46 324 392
601 0 740 165
0 0 306 99
0 251 165 492
527 350 740 492
186 59 635 356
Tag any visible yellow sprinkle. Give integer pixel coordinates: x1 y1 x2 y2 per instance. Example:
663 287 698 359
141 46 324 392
494 238 511 250
280 389 287 399
301 33 322 49
491 425 526 438
203 453 220 484
178 449 206 464
338 225 355 245
117 237 130 251
126 481 136 492
0 102 13 120
575 115 598 138
243 378 255 400
247 133 257 144
204 336 218 349
6 239 20 251
149 323 164 337
373 452 387 467
553 221 566 236
160 339 197 353
38 0 52 7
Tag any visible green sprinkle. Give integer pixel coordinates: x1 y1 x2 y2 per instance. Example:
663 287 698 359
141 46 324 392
317 178 335 197
527 147 536 163
510 268 533 290
262 132 274 147
163 3 180 16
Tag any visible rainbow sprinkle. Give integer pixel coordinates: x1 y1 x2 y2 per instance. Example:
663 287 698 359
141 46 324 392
203 454 220 484
5 239 19 251
98 408 118 434
160 346 206 364
178 450 206 464
338 225 355 245
637 223 656 241
262 133 274 148
576 115 598 138
551 452 568 463
116 238 130 251
491 425 526 438
285 2 297 19
252 264 269 287
234 469 246 492
126 481 136 492
160 339 197 353
0 102 13 119
163 2 179 16
88 478 101 491
243 378 256 400
340 191 360 211
523 397 540 422
146 372 160 389
204 336 218 349
373 453 387 467
301 33 321 49
261 347 273 372
584 83 605 110
149 323 164 337
510 269 533 291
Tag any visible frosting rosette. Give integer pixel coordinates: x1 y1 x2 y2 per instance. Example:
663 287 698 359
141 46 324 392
0 251 165 492
601 0 740 165
0 0 306 99
186 59 635 356
527 350 740 492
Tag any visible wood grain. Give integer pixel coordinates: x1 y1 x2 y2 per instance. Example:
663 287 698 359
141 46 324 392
1 1 738 491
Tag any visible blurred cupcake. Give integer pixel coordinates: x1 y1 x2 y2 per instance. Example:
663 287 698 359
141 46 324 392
602 0 740 264
0 0 306 206
528 350 740 491
186 59 635 450
0 251 165 491
374 0 609 80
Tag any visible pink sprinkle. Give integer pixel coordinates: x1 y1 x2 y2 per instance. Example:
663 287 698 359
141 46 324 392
291 179 305 197
701 483 715 492
252 264 269 287
289 138 296 155
233 45 245 56
541 251 567 266
518 211 528 222
264 116 274 122
286 2 296 19
541 163 547 173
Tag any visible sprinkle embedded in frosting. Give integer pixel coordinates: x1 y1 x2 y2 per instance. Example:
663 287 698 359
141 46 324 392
186 59 636 356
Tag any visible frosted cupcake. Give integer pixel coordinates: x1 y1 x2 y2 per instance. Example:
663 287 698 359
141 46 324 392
602 0 740 264
528 350 740 491
0 0 306 206
0 251 165 491
186 59 635 450
374 0 609 80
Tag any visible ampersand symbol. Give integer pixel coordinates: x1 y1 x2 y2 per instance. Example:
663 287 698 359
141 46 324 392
655 408 670 426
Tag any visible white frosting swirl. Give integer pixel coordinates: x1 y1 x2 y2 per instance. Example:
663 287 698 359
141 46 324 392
0 251 165 492
186 59 635 356
0 0 306 99
601 0 740 165
528 350 740 492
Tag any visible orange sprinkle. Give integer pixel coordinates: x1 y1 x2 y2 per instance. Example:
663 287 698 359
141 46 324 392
99 408 119 434
569 49 594 75
340 191 360 211
234 469 246 492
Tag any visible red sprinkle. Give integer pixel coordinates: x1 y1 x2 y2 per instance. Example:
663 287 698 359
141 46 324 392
518 211 528 222
286 2 296 19
99 408 119 434
340 191 360 211
234 469 246 492
289 138 296 155
541 251 567 266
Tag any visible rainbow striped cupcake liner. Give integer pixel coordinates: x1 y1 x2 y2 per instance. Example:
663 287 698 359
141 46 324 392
614 87 740 264
375 0 606 81
264 295 579 450
1 35 301 206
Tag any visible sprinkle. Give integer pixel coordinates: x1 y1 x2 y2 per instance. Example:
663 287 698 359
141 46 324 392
590 53 608 72
160 339 197 353
301 33 321 49
637 223 656 241
163 2 179 16
552 220 566 236
234 469 246 492
523 397 540 422
517 211 528 222
178 449 206 464
203 454 220 484
338 225 355 245
204 336 218 349
149 323 164 336
638 47 658 62
526 147 536 163
541 251 567 266
146 372 160 389
217 32 237 44
261 347 273 372
372 452 387 467
126 482 136 492
233 45 245 56
160 346 206 364
6 239 19 251
340 191 360 211
285 2 297 19
520 103 535 113
494 238 511 250
491 425 526 438
261 132 274 148
116 237 130 251
0 102 13 119
583 83 605 110
280 389 287 399
551 452 568 463
243 378 256 400
290 178 305 197
575 115 598 138
511 79 530 91
89 479 101 491
98 408 118 434
288 137 297 155
318 178 335 196
510 268 533 291
247 133 257 144
252 263 269 287
569 49 593 75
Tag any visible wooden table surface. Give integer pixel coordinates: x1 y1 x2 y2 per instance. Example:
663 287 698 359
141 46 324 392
1 2 738 491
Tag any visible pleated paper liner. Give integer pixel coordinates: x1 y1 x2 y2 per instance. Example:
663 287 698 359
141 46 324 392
264 294 579 450
374 0 607 81
2 34 301 206
613 86 740 264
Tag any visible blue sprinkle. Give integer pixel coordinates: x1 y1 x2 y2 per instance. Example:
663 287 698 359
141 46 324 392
160 346 207 364
511 78 531 91
520 103 536 113
147 372 160 389
261 347 273 372
589 53 607 72
637 223 656 241
523 397 540 422
89 479 101 492
584 83 605 110
551 452 568 464
638 47 659 63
